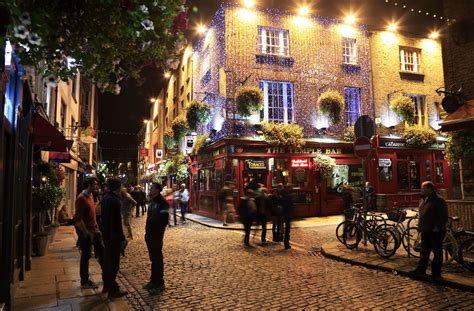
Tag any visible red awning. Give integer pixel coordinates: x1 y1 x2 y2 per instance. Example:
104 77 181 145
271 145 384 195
32 113 73 152
48 152 72 163
440 99 474 132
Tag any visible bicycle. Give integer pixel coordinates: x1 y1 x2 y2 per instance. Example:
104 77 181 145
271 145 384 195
458 237 474 272
443 216 474 267
342 207 398 258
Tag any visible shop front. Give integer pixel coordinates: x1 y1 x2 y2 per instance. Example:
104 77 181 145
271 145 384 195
189 138 363 219
369 135 452 210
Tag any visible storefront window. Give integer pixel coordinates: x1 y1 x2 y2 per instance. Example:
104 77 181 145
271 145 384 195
378 158 393 182
271 158 289 187
397 160 420 190
331 164 364 192
435 162 444 184
198 168 216 191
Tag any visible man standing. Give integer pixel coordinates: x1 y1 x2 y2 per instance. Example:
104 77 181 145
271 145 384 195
280 184 293 250
411 181 448 279
74 177 101 289
218 181 235 226
179 183 189 224
144 182 169 295
101 178 128 298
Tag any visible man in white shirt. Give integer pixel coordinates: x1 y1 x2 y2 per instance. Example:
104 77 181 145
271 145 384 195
178 183 189 224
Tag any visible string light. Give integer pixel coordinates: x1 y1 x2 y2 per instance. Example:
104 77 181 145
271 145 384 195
382 0 454 23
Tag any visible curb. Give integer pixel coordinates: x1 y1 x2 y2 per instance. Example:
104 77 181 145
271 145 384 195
321 246 474 293
186 215 246 231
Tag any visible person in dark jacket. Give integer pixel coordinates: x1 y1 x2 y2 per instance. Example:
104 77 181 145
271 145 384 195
238 189 257 247
411 181 448 279
144 182 169 295
255 186 270 245
270 187 283 242
101 178 128 298
280 184 294 250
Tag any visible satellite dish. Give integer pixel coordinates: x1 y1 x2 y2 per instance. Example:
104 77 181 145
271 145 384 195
441 95 461 113
80 136 97 144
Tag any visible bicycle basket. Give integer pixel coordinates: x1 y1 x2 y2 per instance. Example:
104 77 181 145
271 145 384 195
344 208 356 220
386 209 407 222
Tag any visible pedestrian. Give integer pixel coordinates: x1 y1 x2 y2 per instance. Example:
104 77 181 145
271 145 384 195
218 181 235 226
130 186 142 217
271 185 284 243
280 184 293 250
120 187 137 240
255 186 270 245
101 178 128 298
171 184 180 226
410 181 448 279
163 188 175 226
144 182 169 295
364 181 376 211
138 186 147 215
73 177 102 289
178 183 189 224
238 188 257 247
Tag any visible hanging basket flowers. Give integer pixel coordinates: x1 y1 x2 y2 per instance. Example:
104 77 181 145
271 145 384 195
171 115 189 142
186 101 211 131
191 133 209 156
261 121 305 151
317 90 344 126
313 154 336 180
403 125 437 146
444 129 474 165
235 86 264 117
390 95 416 124
164 128 176 149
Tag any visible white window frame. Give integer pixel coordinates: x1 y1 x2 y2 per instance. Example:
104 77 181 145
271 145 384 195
400 48 421 73
342 37 357 65
260 80 294 123
258 26 289 57
408 94 427 126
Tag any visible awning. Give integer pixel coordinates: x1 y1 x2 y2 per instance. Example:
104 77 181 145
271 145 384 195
32 113 73 152
48 152 71 163
440 99 474 132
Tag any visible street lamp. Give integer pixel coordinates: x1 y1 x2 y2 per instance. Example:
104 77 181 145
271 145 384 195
243 0 254 8
429 31 440 39
196 24 207 35
387 23 398 32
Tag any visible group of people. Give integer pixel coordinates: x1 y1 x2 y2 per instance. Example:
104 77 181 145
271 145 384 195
162 183 189 226
73 177 171 298
219 181 294 250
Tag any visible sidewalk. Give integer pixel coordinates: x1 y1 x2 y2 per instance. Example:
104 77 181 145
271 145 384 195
184 212 344 230
322 241 474 292
13 226 129 311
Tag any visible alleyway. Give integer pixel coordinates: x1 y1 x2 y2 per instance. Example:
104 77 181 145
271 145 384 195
118 217 474 309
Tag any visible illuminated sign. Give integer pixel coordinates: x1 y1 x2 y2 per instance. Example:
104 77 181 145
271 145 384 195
291 159 309 168
244 159 267 170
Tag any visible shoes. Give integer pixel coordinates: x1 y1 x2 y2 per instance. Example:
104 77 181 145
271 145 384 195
409 269 426 275
147 285 165 296
81 280 99 289
108 288 128 299
285 245 291 250
431 273 443 280
182 221 186 224
261 241 268 246
143 282 153 290
223 223 229 226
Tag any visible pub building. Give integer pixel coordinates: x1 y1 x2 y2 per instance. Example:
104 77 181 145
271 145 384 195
188 134 452 220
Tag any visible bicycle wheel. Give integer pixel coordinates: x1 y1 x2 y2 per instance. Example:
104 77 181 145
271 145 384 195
343 223 362 249
336 220 353 246
377 223 402 250
443 233 457 264
401 226 421 258
372 227 398 258
458 238 474 272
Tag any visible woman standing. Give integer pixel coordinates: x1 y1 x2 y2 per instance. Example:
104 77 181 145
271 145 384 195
120 188 137 240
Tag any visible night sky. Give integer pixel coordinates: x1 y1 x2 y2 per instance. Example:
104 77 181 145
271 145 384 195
98 0 444 163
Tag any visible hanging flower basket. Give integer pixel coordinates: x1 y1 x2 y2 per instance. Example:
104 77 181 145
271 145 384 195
235 86 264 117
176 163 190 183
191 133 209 156
390 95 415 124
343 127 355 142
164 128 176 149
186 101 211 131
313 154 336 180
403 125 437 146
317 90 344 126
171 115 189 142
261 122 305 151
444 129 474 165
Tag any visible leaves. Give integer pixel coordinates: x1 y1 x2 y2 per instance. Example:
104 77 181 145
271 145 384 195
444 130 474 165
235 86 264 117
171 115 189 141
343 126 355 142
2 0 185 93
261 121 305 151
403 125 437 146
314 154 336 180
317 90 344 126
164 127 176 149
186 101 211 131
191 133 209 156
32 184 64 212
390 95 415 124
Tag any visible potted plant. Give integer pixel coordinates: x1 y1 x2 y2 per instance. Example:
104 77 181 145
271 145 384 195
403 125 437 146
317 90 344 126
313 154 336 181
186 101 211 131
261 121 305 151
164 127 176 149
390 95 415 124
171 115 189 142
235 86 264 117
191 133 209 156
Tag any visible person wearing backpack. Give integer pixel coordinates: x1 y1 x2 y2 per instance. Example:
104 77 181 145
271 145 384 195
238 188 257 247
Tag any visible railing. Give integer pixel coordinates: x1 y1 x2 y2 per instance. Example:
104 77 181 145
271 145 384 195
446 200 474 231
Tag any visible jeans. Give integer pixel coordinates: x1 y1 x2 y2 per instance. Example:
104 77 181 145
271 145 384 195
283 217 291 249
272 215 283 242
102 239 121 292
180 202 188 222
122 213 133 239
257 214 267 242
243 217 253 245
145 214 168 286
417 230 446 275
76 228 92 284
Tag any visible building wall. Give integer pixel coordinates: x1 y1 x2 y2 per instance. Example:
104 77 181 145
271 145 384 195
442 1 474 100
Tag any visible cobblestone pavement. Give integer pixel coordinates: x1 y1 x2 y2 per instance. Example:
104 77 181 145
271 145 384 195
117 216 474 310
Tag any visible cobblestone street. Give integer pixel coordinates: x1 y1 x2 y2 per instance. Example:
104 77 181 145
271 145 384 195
117 216 474 310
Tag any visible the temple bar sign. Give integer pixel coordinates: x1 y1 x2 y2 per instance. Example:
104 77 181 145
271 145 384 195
266 147 344 154
245 159 267 170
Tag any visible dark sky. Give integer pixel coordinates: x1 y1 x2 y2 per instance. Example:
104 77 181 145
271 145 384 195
98 0 444 162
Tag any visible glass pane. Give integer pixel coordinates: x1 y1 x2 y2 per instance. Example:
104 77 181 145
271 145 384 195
272 158 289 186
397 161 409 190
436 162 444 184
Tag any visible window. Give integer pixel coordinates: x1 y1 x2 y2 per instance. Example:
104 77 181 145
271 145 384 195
408 94 427 126
258 26 289 56
342 37 357 65
270 158 289 187
344 87 361 125
400 48 421 73
259 80 294 123
60 99 67 130
153 116 158 129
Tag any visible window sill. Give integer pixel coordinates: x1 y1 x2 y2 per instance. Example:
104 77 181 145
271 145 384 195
341 63 361 74
256 54 294 67
399 71 425 81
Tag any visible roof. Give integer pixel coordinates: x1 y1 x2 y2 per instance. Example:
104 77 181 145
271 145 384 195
440 99 474 132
